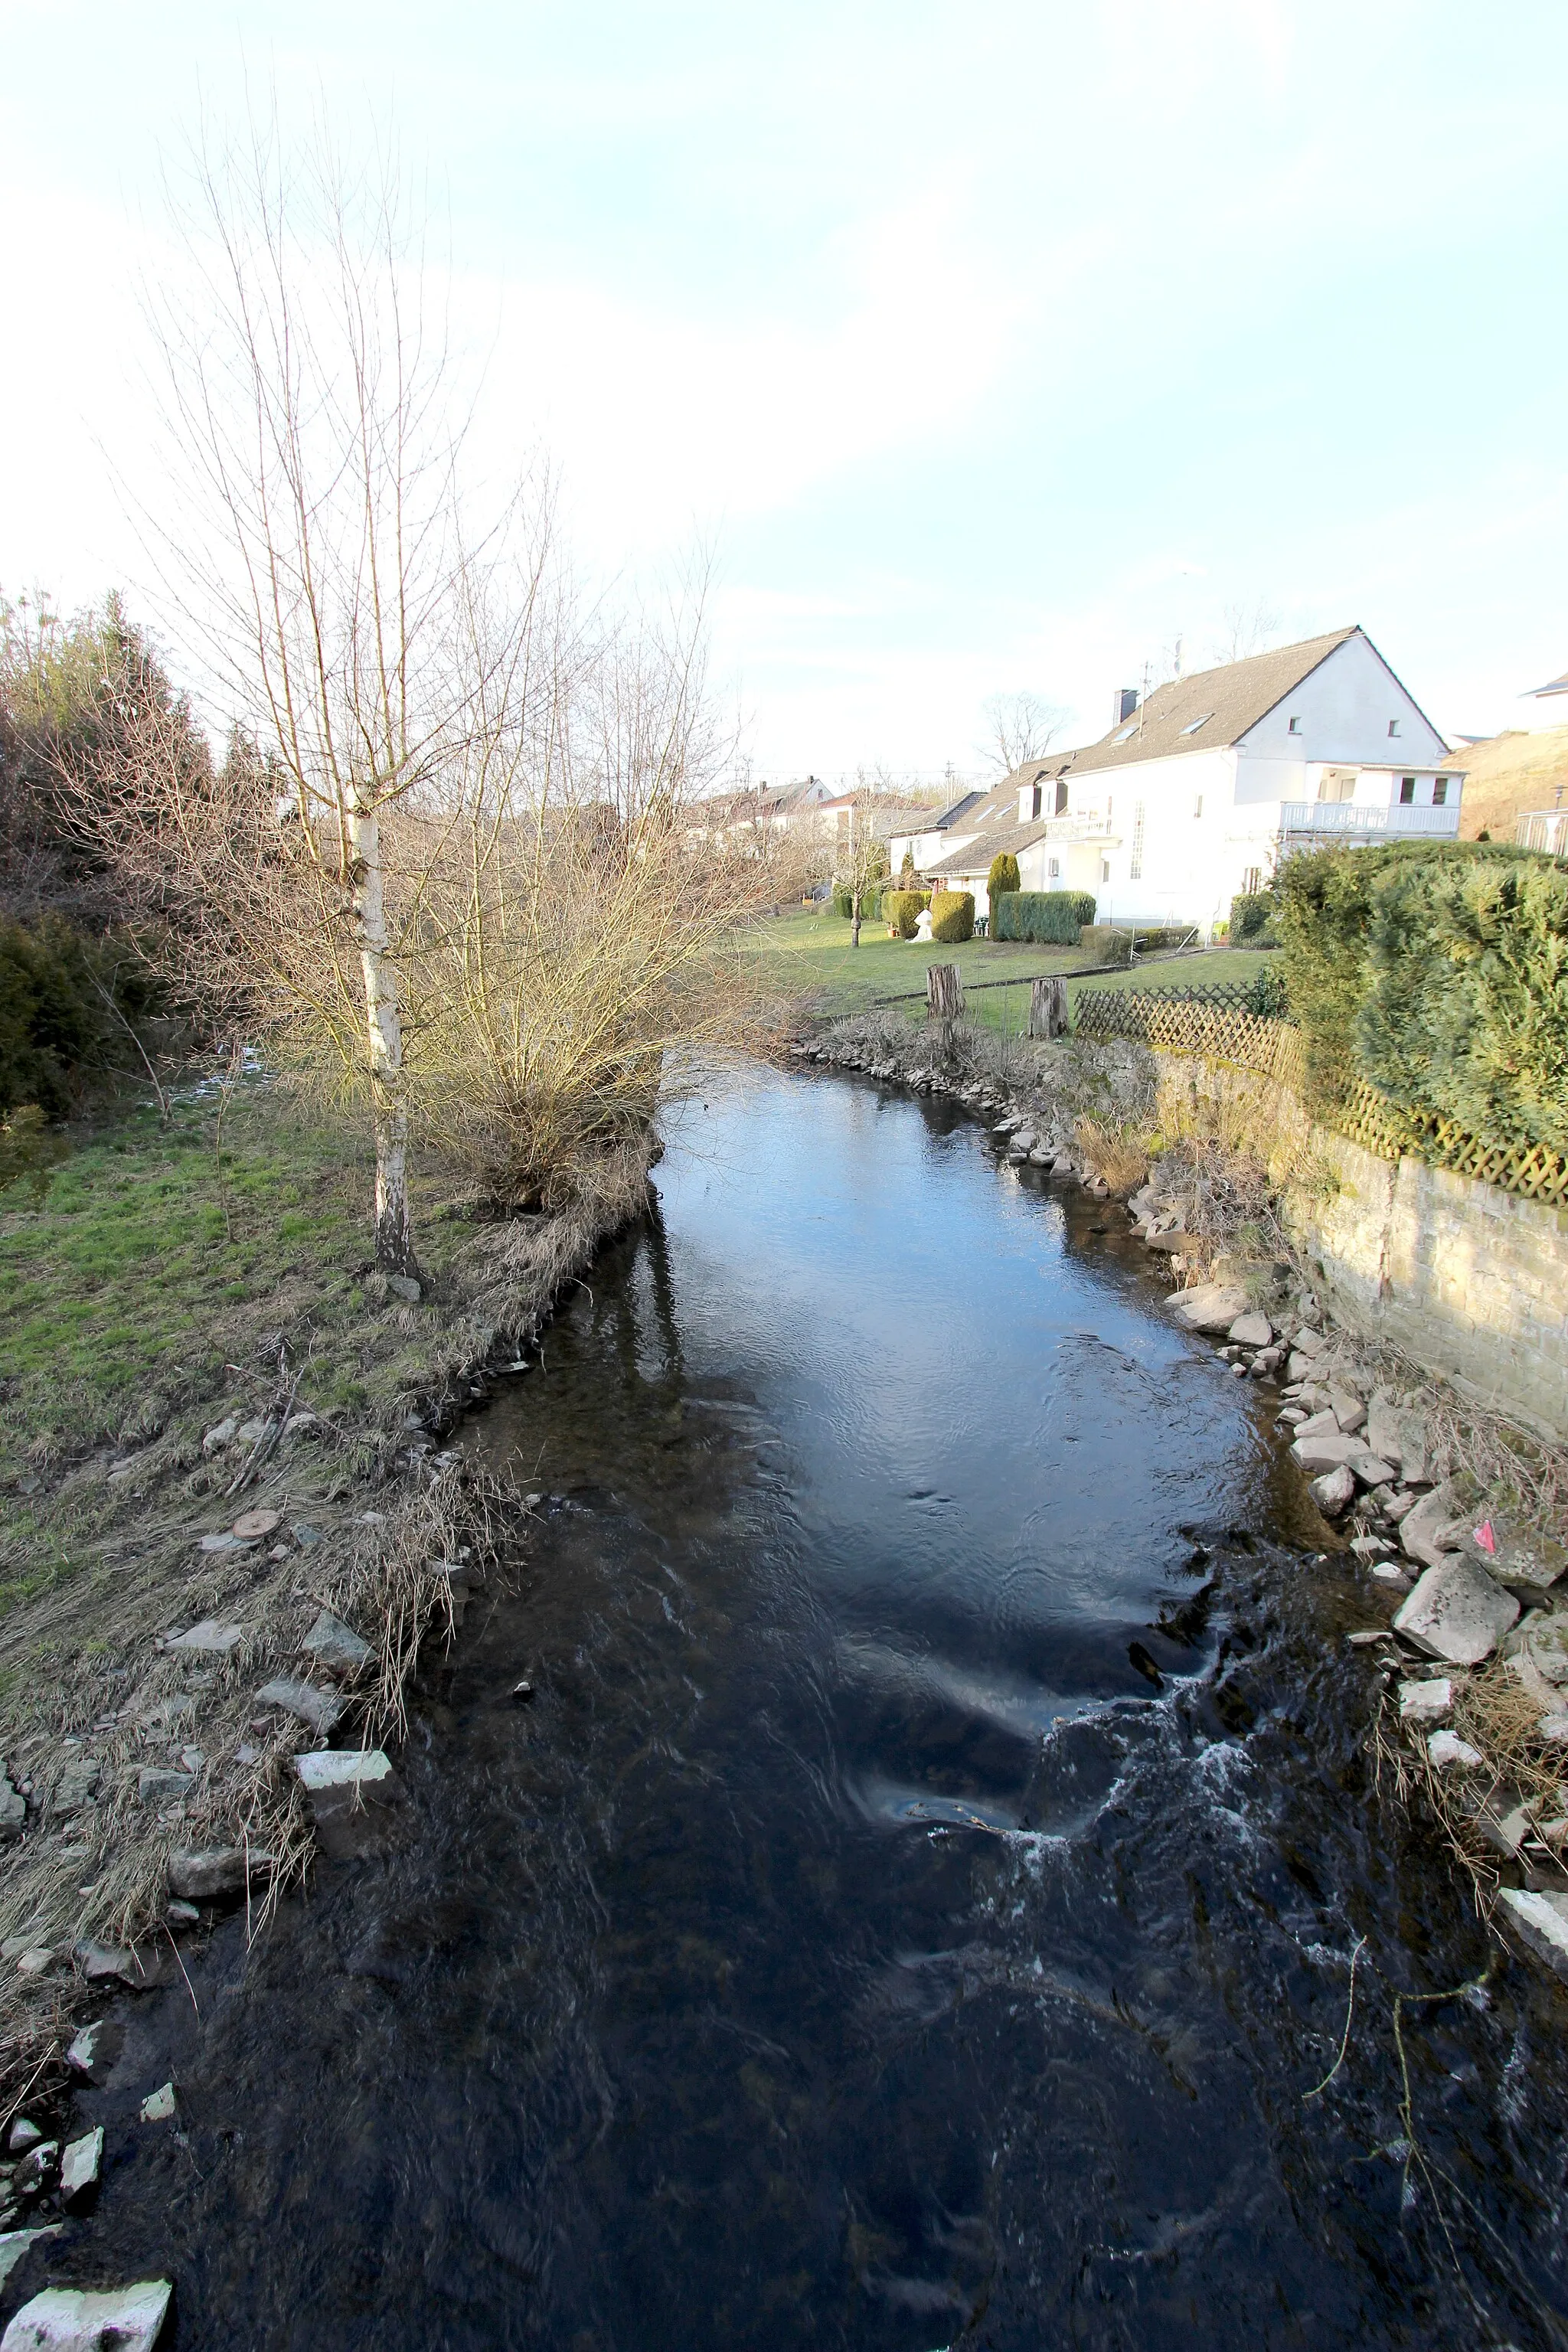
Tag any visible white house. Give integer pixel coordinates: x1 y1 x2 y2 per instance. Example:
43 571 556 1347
887 627 1465 929
684 776 835 851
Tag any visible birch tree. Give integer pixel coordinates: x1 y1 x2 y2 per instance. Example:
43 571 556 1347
145 122 499 1277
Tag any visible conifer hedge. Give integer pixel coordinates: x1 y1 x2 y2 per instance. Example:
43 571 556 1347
929 890 975 943
1276 840 1568 1148
991 890 1096 944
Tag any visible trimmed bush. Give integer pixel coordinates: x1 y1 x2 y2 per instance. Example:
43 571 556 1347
987 851 1021 901
830 885 882 920
929 890 975 944
1275 838 1558 1126
1230 890 1275 942
992 890 1096 945
884 890 931 939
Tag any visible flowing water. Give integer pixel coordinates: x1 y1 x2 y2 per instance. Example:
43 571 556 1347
51 1063 1568 2348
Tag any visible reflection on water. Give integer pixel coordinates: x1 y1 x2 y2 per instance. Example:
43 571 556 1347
54 1063 1568 2349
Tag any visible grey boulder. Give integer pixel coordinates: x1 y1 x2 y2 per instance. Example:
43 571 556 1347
256 1677 342 1737
1310 1465 1356 1515
1165 1282 1251 1334
1227 1312 1273 1347
0 2280 172 2352
167 1846 275 1901
1400 1483 1464 1571
300 1612 372 1677
1394 1557 1519 1665
1498 1888 1568 1984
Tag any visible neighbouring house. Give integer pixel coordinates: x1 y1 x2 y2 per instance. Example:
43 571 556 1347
887 627 1466 929
684 776 835 853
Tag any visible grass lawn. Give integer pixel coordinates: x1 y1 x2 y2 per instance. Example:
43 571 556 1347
752 908 1276 1033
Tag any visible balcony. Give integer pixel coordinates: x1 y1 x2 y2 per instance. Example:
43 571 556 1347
1029 812 1119 844
1279 800 1461 841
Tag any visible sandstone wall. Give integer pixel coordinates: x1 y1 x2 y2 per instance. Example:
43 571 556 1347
1155 1055 1568 1442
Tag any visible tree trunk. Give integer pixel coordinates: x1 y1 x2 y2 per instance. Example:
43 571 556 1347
1029 976 1068 1040
851 891 861 949
348 795 420 1279
926 963 963 1020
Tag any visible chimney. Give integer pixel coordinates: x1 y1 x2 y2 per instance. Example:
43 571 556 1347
1112 687 1139 726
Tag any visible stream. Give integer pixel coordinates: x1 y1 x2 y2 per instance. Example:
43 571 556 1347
47 1061 1568 2347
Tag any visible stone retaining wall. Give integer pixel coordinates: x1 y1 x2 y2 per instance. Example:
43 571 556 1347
1157 1055 1568 1442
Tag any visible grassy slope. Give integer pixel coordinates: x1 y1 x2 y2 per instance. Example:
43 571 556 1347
753 909 1272 1032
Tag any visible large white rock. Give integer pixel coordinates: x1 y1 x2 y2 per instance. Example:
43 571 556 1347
58 2128 101 2207
1165 1282 1251 1334
1397 1677 1454 1724
1498 1888 1568 1983
1400 1483 1463 1570
1426 1729 1484 1769
1310 1465 1356 1515
0 2282 172 2352
1395 1559 1519 1665
293 1749 397 1795
1227 1312 1273 1347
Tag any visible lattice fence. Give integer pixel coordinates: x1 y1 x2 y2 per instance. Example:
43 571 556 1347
1075 988 1305 1087
1074 990 1568 1210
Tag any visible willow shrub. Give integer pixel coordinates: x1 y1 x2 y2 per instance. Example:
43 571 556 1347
0 915 158 1119
1275 839 1563 1139
992 890 1096 945
929 890 975 944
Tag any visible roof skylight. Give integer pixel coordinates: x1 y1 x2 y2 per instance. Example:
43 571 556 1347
1178 713 1214 736
1111 724 1137 743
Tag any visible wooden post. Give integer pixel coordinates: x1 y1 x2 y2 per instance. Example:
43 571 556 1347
1029 976 1068 1040
926 964 963 1021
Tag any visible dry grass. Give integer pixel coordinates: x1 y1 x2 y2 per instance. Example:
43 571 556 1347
1071 1117 1149 1197
1377 1661 1568 1922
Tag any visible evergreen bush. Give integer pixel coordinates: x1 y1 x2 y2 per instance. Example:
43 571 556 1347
884 890 931 938
992 890 1096 944
1230 890 1275 942
1275 839 1557 1128
987 851 1021 902
929 890 975 943
0 915 157 1119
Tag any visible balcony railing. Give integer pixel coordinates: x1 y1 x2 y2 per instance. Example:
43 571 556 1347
1028 813 1119 843
1279 800 1461 838
1516 809 1568 854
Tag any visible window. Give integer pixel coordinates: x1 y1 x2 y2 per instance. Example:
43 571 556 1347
1288 716 1302 735
1388 720 1401 737
1106 795 1113 818
1178 713 1213 737
1047 856 1060 879
1112 724 1138 743
1193 794 1203 819
1130 802 1145 880
1432 777 1449 805
1400 777 1416 804
1100 857 1111 884
1054 777 1069 815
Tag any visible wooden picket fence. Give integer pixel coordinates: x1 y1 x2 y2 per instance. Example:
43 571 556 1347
1073 988 1568 1210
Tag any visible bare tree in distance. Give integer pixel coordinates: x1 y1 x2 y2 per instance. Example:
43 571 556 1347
1212 597 1283 667
980 691 1068 773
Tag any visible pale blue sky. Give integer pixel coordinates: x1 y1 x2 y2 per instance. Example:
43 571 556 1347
3 1 1566 778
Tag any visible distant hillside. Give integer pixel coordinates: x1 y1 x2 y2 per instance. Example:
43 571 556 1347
1452 727 1568 839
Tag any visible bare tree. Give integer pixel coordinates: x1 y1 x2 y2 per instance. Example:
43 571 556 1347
979 691 1068 773
139 119 531 1278
1212 597 1282 667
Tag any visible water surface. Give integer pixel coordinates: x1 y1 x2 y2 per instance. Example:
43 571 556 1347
54 1063 1568 2349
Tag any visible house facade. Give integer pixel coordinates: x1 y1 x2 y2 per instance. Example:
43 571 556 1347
888 628 1465 929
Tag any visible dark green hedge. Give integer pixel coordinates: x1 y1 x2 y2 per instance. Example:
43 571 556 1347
0 915 159 1119
884 890 931 937
1276 839 1566 1145
992 890 1096 944
1230 891 1275 942
829 886 881 920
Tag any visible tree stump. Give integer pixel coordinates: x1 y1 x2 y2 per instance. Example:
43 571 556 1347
926 964 964 1020
1029 976 1068 1040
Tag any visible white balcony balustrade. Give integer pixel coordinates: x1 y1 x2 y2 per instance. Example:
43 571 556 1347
1279 800 1461 839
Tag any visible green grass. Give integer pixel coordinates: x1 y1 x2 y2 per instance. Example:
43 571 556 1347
753 908 1277 1034
0 1081 477 1501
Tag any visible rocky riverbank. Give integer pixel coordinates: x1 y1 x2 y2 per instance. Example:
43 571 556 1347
0 1074 658 2284
794 1011 1568 1978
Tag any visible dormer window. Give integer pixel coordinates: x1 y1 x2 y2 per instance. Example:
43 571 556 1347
1288 715 1302 734
1388 719 1401 737
1178 713 1213 737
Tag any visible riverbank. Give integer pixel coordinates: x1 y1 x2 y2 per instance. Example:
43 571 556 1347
796 1007 1568 1965
0 1070 653 2106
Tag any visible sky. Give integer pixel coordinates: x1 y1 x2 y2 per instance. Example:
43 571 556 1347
2 0 1566 782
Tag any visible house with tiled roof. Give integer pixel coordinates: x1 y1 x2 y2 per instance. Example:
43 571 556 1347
888 628 1465 930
